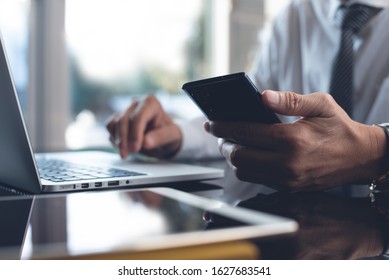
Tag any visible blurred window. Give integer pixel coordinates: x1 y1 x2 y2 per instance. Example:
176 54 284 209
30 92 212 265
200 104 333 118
65 0 290 150
0 0 29 112
0 0 291 150
65 0 208 149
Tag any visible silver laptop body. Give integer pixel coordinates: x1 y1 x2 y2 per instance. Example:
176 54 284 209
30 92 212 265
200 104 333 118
0 33 223 194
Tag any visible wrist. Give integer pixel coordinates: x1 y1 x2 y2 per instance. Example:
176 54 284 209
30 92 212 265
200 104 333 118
369 123 389 192
375 123 389 163
352 124 387 183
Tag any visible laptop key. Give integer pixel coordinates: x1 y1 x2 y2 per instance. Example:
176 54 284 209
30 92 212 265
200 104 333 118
37 159 145 183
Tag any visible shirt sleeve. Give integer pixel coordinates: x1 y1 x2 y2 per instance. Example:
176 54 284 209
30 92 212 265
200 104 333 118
173 116 222 160
248 10 281 91
174 2 300 160
249 2 301 124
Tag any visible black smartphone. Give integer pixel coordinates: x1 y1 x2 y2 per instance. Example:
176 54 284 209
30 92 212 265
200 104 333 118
182 72 280 123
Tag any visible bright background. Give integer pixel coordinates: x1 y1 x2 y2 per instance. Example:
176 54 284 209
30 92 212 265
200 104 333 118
0 0 290 152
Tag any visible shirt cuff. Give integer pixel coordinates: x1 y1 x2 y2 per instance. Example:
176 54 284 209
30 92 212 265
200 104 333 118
174 117 221 160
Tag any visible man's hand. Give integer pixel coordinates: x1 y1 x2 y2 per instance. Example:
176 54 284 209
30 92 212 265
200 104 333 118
105 95 182 159
205 90 387 191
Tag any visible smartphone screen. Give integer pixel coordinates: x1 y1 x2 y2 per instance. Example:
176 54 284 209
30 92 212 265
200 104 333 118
182 72 280 124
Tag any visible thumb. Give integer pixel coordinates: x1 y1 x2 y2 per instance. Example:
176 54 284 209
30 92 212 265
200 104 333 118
261 90 335 118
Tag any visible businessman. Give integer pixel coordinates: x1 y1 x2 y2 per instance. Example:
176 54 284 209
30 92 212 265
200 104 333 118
106 0 389 194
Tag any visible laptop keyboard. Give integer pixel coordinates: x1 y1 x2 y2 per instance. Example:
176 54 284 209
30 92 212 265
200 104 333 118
37 159 145 183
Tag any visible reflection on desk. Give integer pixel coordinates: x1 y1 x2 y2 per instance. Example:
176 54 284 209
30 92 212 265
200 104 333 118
1 179 386 260
236 192 388 260
0 197 32 259
0 185 268 260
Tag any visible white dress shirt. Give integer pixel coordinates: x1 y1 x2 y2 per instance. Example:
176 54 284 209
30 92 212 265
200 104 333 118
175 0 389 202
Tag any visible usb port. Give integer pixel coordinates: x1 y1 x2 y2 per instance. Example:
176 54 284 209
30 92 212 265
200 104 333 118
81 183 89 189
108 181 119 186
94 182 102 187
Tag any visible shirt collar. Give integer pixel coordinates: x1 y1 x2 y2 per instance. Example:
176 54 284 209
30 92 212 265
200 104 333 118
329 0 341 20
328 0 389 21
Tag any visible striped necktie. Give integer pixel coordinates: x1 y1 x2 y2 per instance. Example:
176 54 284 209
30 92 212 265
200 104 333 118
329 4 381 117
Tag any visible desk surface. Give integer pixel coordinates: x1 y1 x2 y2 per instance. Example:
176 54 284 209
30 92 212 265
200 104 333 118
0 182 265 260
0 182 387 260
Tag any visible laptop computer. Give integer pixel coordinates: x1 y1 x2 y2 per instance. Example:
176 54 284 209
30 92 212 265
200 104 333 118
0 34 223 194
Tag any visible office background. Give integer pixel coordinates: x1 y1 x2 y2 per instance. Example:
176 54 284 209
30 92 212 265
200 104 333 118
0 0 289 152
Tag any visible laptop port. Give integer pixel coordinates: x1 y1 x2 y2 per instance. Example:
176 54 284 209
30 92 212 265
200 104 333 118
94 182 102 187
81 183 89 189
108 181 119 186
60 185 76 190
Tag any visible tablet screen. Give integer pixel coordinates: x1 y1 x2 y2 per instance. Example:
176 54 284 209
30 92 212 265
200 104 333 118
0 198 32 259
17 188 296 259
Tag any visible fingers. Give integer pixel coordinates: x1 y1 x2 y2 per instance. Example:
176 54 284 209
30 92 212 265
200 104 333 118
205 120 294 150
261 90 340 118
204 90 363 191
204 90 348 151
126 96 165 153
106 113 119 145
106 113 127 158
218 139 308 191
105 96 161 158
105 95 182 159
118 100 140 157
217 139 282 170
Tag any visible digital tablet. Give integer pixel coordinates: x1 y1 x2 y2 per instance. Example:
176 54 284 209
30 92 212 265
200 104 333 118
2 187 297 259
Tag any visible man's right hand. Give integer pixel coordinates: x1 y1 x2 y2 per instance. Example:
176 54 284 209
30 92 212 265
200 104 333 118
105 95 182 159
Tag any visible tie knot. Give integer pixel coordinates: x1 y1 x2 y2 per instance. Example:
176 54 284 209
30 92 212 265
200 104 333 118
337 4 381 33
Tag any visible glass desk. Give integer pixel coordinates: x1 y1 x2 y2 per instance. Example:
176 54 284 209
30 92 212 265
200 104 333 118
0 182 290 260
236 191 389 260
0 182 387 260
